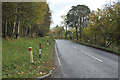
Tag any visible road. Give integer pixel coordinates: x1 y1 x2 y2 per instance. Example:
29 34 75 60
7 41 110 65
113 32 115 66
51 39 118 78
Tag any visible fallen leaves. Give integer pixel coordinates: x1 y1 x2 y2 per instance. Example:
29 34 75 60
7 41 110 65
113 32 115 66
18 71 24 75
38 66 40 68
40 72 43 75
18 73 22 75
2 38 54 78
16 66 19 69
21 71 24 74
52 67 56 70
43 73 46 75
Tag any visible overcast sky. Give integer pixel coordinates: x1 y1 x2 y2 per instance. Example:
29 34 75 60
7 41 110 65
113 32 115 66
47 0 117 29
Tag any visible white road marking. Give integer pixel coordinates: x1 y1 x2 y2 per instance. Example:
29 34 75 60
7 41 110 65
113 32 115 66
81 51 102 62
55 43 62 66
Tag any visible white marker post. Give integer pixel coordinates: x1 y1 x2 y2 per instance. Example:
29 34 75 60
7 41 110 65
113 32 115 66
39 44 41 58
29 47 34 63
47 40 49 46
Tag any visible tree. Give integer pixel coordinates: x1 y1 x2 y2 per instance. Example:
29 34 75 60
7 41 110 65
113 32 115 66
67 6 79 40
51 25 65 39
61 15 68 39
82 1 120 49
2 2 51 38
66 5 90 40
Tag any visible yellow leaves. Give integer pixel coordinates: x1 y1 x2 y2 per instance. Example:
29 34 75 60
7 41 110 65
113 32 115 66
94 23 97 26
71 28 76 32
89 23 93 27
92 12 95 16
97 8 101 12
86 26 91 31
89 14 94 20
115 4 119 9
89 14 92 17
86 27 89 30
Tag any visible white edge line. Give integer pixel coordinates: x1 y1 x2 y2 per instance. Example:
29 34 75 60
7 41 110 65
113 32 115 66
81 51 102 62
55 43 62 66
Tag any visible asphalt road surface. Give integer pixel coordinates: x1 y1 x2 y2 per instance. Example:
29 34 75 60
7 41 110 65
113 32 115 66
51 39 118 78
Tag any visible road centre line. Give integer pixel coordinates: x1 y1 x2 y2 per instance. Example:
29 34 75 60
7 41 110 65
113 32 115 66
55 43 62 67
81 51 102 62
72 45 102 62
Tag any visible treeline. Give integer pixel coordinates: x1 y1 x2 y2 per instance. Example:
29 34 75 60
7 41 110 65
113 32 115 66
82 2 120 49
51 25 65 39
82 2 120 48
2 2 51 39
64 2 119 50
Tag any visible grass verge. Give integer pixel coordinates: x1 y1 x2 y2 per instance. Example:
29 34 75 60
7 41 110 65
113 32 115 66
2 37 55 78
73 40 120 55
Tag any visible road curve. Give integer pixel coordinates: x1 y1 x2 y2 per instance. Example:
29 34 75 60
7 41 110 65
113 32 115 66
52 39 118 78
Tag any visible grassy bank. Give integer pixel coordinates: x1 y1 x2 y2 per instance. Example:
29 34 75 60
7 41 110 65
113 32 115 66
2 37 55 78
73 40 120 55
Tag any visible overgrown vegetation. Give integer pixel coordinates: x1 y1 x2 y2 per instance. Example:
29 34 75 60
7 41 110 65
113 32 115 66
81 2 120 50
2 37 55 78
73 40 120 54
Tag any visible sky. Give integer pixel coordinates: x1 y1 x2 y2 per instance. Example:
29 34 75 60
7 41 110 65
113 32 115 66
47 0 117 29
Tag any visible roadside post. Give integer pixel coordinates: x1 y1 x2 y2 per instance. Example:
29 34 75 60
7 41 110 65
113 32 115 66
39 44 41 58
29 47 34 63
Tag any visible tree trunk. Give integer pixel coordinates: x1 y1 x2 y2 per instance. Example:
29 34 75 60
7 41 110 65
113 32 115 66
61 33 62 39
21 25 24 37
103 36 106 47
31 33 34 38
4 20 7 38
79 17 82 41
18 21 20 34
95 34 96 45
16 21 20 39
13 15 17 34
13 8 18 37
79 28 82 41
13 21 16 34
25 28 28 36
27 28 31 37
75 26 78 40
